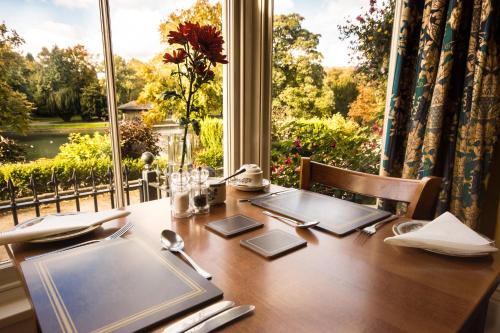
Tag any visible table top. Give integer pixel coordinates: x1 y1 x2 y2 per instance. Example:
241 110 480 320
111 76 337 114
8 187 500 332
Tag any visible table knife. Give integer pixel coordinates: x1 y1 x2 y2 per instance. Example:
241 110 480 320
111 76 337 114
238 189 296 202
185 305 255 333
162 301 235 333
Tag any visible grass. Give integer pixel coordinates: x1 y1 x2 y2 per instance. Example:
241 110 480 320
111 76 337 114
29 116 108 131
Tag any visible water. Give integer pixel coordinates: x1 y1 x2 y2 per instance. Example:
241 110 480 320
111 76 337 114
13 133 69 160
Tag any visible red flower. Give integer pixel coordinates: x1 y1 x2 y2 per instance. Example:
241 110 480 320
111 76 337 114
168 22 199 45
284 156 292 165
293 139 302 149
356 15 365 23
190 25 228 66
163 49 188 64
330 141 337 149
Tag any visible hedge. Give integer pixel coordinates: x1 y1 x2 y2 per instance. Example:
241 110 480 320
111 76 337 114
0 157 144 200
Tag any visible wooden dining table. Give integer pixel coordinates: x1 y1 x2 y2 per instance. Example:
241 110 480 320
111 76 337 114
7 186 500 332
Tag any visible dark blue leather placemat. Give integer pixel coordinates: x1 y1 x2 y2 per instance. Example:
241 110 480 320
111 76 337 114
21 238 222 333
252 189 391 236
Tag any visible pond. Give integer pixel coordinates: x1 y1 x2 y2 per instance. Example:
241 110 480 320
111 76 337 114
11 131 103 161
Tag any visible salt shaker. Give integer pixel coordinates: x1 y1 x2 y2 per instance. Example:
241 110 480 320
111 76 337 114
170 170 192 218
190 167 210 214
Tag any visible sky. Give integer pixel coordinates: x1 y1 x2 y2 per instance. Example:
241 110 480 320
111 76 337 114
0 0 368 67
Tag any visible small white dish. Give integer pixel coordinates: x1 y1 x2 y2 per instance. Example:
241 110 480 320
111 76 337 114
392 220 493 257
230 178 270 192
15 213 101 243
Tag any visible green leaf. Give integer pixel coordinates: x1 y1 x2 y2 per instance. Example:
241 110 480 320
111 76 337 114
161 90 180 100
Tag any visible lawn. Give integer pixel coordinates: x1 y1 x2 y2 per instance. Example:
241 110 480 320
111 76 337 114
29 116 108 131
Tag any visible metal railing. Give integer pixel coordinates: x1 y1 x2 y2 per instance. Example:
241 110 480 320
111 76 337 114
0 166 144 226
0 152 223 226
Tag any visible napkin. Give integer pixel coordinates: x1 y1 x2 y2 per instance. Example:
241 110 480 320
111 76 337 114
0 209 130 245
384 212 498 255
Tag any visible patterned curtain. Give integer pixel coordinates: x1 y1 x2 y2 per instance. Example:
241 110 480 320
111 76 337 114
382 0 500 229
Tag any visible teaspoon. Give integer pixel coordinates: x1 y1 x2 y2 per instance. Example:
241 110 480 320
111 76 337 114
161 229 212 279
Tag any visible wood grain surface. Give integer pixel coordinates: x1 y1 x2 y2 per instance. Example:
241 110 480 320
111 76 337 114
8 186 500 332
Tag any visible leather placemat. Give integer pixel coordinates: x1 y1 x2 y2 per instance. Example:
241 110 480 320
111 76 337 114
21 238 222 333
240 230 306 259
205 215 263 238
251 190 392 236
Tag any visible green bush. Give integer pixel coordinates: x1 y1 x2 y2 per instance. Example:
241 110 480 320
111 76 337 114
195 118 223 168
271 114 380 189
0 157 144 200
57 132 111 161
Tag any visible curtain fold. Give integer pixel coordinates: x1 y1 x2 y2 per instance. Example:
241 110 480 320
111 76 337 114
382 0 500 229
222 0 273 177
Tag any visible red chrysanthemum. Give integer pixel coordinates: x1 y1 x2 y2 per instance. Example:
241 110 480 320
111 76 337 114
163 49 188 64
189 25 228 66
167 22 200 45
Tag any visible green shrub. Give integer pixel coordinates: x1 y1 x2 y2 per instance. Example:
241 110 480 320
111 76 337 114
195 118 223 168
271 114 380 189
57 132 111 161
0 157 143 200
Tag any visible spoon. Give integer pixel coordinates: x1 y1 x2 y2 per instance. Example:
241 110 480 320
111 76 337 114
217 168 246 184
262 211 319 229
161 229 212 279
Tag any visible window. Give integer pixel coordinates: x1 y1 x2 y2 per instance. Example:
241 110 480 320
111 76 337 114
0 0 225 232
271 0 395 201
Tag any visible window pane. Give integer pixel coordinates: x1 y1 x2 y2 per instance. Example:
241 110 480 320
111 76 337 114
0 0 120 248
272 0 394 202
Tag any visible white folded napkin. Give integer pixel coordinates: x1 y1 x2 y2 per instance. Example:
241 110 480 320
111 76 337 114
384 212 498 255
0 209 130 245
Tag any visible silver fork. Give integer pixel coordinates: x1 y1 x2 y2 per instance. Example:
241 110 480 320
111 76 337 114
26 222 134 261
359 215 398 236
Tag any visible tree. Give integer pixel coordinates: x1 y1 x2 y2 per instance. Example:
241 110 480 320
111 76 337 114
348 84 385 128
324 68 359 116
34 45 97 121
338 0 394 84
272 14 333 121
80 81 107 121
113 56 146 105
0 23 33 134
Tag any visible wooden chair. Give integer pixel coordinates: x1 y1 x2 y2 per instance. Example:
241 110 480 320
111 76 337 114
299 157 442 220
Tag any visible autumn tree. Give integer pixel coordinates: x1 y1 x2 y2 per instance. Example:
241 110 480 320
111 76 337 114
272 14 333 121
0 23 33 134
348 84 385 127
338 0 394 84
324 68 358 116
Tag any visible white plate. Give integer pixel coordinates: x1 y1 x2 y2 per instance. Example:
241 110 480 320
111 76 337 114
229 179 270 192
15 213 101 243
392 220 493 257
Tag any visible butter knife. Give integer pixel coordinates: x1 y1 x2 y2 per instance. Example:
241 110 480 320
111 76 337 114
185 305 255 333
162 301 235 333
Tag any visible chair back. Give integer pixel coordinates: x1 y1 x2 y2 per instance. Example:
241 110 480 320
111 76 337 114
299 157 442 220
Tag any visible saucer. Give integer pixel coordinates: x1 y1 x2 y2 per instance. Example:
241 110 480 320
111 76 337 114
230 179 270 192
